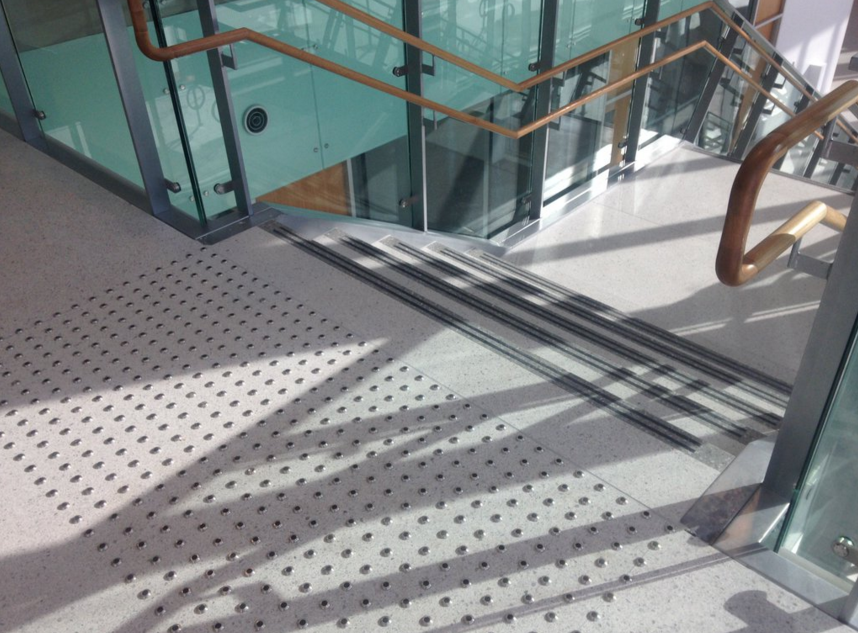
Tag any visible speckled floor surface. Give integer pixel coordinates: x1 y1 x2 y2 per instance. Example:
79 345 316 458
0 129 852 632
505 145 852 384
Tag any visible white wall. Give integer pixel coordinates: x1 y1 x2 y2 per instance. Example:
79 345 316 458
775 0 853 93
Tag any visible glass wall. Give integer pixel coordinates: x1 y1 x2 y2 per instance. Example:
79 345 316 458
140 0 415 226
777 319 858 591
420 0 541 238
134 3 238 219
1 0 855 238
3 0 144 185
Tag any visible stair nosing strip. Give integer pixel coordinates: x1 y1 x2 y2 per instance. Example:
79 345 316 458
266 224 707 456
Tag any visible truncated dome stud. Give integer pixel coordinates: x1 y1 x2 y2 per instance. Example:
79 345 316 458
0 250 670 633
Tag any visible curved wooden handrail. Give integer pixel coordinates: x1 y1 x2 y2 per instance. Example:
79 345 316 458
716 80 858 286
126 0 834 142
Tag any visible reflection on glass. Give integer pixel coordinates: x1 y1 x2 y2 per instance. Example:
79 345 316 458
554 0 644 64
419 0 540 238
425 90 534 238
642 10 717 143
139 6 240 219
542 51 624 202
778 321 858 590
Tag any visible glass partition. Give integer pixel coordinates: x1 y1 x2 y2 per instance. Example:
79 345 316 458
554 0 645 63
777 318 858 590
3 0 144 186
640 8 719 143
425 95 535 238
419 0 540 238
136 3 242 220
203 0 415 226
542 48 628 203
4 0 854 240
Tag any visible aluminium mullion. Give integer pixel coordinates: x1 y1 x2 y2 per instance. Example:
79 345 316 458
402 0 428 232
196 0 254 218
0 1 45 148
525 0 559 222
96 0 172 216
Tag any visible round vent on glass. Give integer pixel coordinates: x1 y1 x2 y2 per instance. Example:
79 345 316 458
243 105 269 135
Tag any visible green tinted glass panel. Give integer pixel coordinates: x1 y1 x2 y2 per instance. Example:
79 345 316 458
426 89 535 239
210 0 412 226
421 1 505 113
147 10 238 218
779 322 858 589
128 15 207 220
301 0 407 167
555 0 645 63
657 0 704 20
5 0 142 186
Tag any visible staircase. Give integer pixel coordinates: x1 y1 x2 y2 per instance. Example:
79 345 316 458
263 220 791 473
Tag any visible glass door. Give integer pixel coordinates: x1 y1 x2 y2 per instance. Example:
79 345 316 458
777 320 858 592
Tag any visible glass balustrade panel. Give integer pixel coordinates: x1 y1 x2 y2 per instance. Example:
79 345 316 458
640 7 719 146
424 93 536 239
778 318 858 591
420 0 541 238
202 0 414 226
3 0 144 186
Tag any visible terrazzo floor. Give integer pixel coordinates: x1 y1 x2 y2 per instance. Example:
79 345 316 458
0 129 852 632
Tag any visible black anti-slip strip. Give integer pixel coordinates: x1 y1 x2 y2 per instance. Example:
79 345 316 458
268 225 702 454
341 235 746 440
431 244 782 428
475 251 791 405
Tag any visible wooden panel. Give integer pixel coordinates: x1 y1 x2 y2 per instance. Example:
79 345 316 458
755 21 778 42
608 39 638 166
258 162 352 216
754 0 785 25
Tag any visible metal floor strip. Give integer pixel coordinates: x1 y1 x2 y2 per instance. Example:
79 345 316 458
263 224 741 468
474 251 792 404
337 234 748 444
391 238 780 431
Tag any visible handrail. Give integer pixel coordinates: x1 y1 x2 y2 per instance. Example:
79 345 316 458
716 80 858 286
126 0 827 142
306 0 858 144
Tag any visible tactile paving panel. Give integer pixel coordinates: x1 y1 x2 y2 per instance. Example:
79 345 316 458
0 250 685 633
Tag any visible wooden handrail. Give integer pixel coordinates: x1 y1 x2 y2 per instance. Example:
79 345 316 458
707 3 858 145
716 80 858 286
300 0 858 144
126 0 832 142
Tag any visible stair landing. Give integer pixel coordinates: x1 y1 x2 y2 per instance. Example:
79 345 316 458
0 129 851 632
